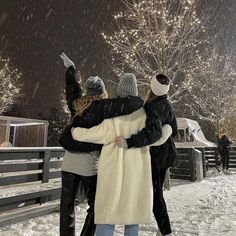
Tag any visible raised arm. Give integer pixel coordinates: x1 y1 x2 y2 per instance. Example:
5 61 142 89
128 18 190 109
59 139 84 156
60 52 83 116
72 119 115 145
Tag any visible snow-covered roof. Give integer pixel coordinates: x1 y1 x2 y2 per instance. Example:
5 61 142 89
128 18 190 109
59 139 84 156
0 116 49 125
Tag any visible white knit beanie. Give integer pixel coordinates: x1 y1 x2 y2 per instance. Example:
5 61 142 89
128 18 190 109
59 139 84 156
151 74 170 96
117 73 138 97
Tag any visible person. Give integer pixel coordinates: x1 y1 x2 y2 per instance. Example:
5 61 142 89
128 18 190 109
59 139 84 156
116 74 177 236
71 73 172 236
218 131 232 174
59 53 144 236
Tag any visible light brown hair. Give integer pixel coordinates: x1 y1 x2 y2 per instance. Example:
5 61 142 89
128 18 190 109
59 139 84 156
73 90 108 116
145 89 157 104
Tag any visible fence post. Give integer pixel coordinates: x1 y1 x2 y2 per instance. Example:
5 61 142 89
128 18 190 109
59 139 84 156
189 148 196 181
198 148 207 177
194 149 203 181
41 151 51 183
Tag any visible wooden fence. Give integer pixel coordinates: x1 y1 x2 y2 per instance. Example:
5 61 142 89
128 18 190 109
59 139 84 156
0 147 64 226
0 146 226 226
0 147 64 186
170 148 203 181
203 146 236 170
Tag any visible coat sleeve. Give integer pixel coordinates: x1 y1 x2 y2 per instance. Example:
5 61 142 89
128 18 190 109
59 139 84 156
171 114 178 138
65 66 83 116
225 136 232 147
100 96 143 119
126 107 162 148
71 119 116 145
150 124 172 146
59 125 102 152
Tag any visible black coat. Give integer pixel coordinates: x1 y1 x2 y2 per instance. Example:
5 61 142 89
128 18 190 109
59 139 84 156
218 135 231 155
126 95 178 169
59 66 144 152
65 66 83 117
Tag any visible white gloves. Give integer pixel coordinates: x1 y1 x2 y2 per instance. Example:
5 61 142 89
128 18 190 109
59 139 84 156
60 52 75 68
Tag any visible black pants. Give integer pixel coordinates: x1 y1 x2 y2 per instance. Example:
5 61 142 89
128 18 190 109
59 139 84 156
60 171 97 236
220 150 230 170
152 166 172 235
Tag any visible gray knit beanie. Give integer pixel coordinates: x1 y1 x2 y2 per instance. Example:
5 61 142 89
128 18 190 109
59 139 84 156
117 73 138 97
84 76 105 96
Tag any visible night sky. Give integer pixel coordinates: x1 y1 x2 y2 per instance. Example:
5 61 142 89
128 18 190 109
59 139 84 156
0 0 236 118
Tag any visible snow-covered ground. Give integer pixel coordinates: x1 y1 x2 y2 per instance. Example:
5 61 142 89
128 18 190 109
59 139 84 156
0 180 61 199
0 173 235 236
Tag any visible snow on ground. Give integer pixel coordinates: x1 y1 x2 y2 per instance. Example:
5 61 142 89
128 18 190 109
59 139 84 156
0 179 61 198
0 173 236 236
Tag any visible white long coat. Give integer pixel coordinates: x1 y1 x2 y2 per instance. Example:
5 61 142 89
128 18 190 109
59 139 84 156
72 108 153 225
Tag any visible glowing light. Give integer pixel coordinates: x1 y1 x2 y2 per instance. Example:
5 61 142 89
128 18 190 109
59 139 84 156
0 57 23 114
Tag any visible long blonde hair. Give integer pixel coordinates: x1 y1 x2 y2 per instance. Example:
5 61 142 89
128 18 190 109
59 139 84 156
145 89 157 104
73 90 108 116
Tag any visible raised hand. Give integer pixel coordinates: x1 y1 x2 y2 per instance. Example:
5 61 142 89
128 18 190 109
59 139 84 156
60 52 75 68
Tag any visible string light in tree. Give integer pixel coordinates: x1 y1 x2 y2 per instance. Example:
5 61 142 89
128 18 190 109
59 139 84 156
102 0 212 103
0 57 23 114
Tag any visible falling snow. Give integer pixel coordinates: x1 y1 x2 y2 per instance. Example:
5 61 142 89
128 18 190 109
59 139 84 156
0 1 235 118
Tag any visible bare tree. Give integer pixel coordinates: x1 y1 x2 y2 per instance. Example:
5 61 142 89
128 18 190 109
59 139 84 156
186 48 236 133
102 0 212 102
222 111 236 142
0 57 23 114
61 92 70 117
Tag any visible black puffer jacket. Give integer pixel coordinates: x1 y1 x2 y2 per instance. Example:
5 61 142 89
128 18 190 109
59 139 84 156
65 66 83 117
59 66 144 152
218 135 231 154
126 95 178 169
60 96 144 152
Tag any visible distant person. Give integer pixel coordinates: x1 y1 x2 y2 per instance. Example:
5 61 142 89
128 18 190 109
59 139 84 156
218 131 232 174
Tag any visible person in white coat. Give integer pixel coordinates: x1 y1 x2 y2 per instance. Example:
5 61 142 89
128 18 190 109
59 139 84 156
71 73 172 236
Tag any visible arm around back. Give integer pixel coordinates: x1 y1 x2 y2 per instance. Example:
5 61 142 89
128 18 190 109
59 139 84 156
72 119 116 145
126 112 162 148
72 96 143 128
59 125 102 152
150 124 172 146
100 96 143 119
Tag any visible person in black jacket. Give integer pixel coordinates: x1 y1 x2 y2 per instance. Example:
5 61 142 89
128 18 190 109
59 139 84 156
218 132 232 174
116 74 177 236
59 53 144 236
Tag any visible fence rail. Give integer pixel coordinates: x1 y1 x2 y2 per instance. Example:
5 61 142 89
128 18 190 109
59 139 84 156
0 147 64 186
203 146 236 169
1 146 227 226
170 148 203 181
0 147 64 226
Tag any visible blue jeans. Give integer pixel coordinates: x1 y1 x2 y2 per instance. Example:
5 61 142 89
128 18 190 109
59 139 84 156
95 224 139 236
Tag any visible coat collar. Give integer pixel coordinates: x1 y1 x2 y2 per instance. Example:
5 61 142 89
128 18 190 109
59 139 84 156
148 94 167 104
